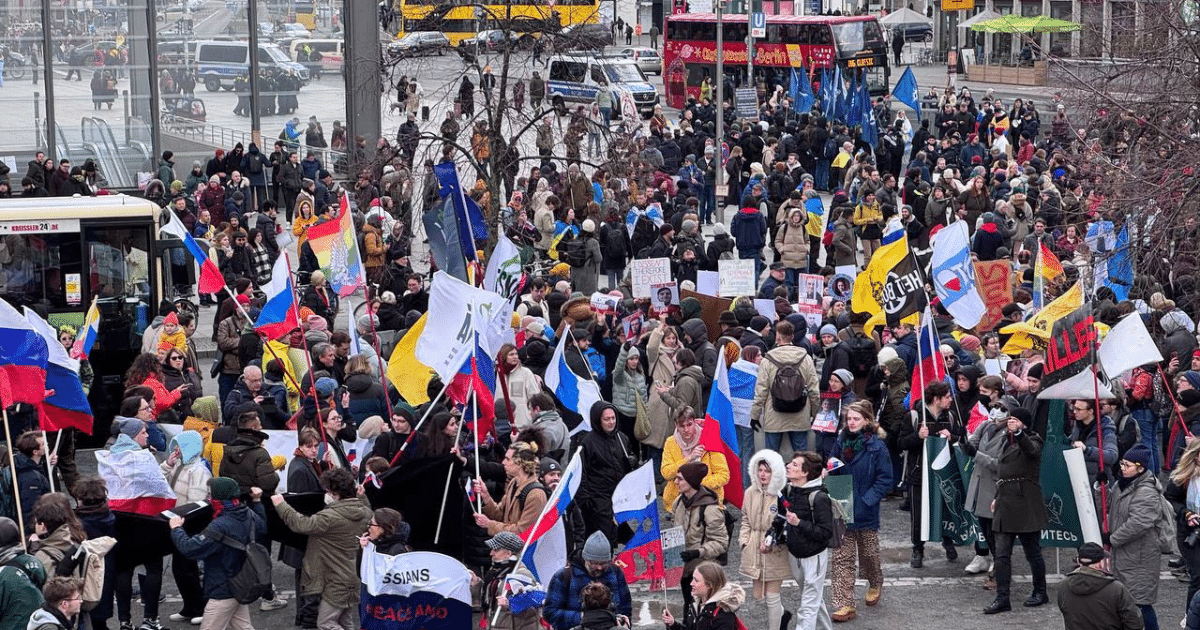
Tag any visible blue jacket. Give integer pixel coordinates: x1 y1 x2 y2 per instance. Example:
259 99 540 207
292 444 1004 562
729 207 767 252
828 432 893 530
543 560 632 630
171 500 267 600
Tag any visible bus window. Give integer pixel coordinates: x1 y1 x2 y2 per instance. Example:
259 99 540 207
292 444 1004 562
725 22 747 42
85 225 152 308
832 20 885 57
0 234 83 310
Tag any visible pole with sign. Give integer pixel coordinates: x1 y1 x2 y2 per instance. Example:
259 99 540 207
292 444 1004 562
748 10 762 91
714 0 725 222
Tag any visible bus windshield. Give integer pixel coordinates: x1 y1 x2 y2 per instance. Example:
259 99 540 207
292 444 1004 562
832 20 886 57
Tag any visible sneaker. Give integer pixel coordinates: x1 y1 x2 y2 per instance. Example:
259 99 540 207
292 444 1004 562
964 554 990 574
261 596 290 612
120 622 134 630
1169 557 1185 569
167 615 190 623
138 618 167 630
190 618 202 625
831 606 856 622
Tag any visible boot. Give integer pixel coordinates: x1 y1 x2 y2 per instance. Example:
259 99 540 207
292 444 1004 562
910 548 924 568
983 597 1011 614
1023 590 1049 607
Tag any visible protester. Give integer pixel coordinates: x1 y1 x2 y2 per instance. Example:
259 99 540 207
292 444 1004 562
543 532 632 630
737 451 790 630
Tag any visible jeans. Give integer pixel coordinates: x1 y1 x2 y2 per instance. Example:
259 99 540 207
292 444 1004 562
788 551 832 630
1132 408 1161 472
644 445 664 484
736 426 755 489
814 431 838 459
993 530 1046 600
218 373 238 407
699 185 716 224
587 132 601 157
1139 604 1159 630
815 159 831 191
116 556 163 621
606 269 623 292
765 430 807 453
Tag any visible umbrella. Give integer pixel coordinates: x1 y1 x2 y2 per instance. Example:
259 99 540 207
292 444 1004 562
957 9 1001 28
879 7 933 26
970 14 1080 33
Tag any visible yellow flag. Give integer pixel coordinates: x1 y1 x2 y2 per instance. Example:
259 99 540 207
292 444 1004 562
999 281 1084 354
852 238 913 332
264 339 301 412
387 313 434 405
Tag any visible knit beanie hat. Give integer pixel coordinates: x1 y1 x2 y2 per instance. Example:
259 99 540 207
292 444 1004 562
678 461 708 490
582 531 612 562
115 417 145 439
208 477 240 501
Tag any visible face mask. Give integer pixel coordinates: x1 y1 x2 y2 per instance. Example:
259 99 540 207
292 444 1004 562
989 407 1008 422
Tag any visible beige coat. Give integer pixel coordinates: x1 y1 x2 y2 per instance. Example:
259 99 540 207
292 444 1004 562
496 365 540 430
738 451 792 583
643 325 679 448
672 487 729 563
773 208 809 270
276 497 373 609
751 344 820 432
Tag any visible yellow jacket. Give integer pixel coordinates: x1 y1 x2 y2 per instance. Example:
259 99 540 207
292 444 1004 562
293 213 318 247
832 150 852 169
853 200 882 228
661 437 729 507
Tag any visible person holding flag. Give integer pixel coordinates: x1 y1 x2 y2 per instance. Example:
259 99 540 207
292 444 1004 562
897 380 965 569
577 402 636 543
472 441 549 536
543 531 632 630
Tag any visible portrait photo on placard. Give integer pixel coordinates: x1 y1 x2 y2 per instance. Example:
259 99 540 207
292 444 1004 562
828 274 854 301
651 282 679 309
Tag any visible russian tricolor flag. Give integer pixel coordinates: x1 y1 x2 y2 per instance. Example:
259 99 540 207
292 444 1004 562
544 331 602 436
254 254 300 341
613 462 664 588
701 352 744 509
72 295 100 360
911 307 947 406
520 449 583 583
446 335 497 440
160 208 225 294
23 308 93 434
0 298 47 409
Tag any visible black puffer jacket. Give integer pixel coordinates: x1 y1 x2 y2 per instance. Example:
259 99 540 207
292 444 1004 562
577 402 636 506
681 318 717 395
781 481 833 559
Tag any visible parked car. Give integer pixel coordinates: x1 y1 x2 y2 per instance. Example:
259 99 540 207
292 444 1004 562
278 23 311 38
894 23 932 43
610 46 661 75
386 31 451 58
68 40 118 67
460 29 521 52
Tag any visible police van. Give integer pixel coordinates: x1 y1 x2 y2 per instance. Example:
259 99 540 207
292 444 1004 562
194 41 309 91
546 54 659 119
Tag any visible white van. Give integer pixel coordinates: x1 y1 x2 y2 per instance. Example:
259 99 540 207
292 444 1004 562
194 41 309 91
288 38 345 77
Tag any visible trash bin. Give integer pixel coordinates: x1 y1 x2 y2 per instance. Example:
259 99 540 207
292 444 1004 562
421 105 429 121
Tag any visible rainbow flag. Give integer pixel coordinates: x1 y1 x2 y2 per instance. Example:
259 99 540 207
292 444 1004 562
1033 242 1063 310
306 192 366 297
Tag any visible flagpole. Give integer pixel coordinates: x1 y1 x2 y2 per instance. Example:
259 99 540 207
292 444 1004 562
490 446 583 627
433 415 468 545
360 293 394 418
2 409 27 550
470 377 482 514
41 430 54 493
283 254 328 450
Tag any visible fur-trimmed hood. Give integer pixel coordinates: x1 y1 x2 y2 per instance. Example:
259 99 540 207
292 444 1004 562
746 449 786 497
704 583 745 613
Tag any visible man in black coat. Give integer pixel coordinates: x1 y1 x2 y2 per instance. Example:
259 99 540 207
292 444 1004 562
985 406 1048 614
577 402 635 544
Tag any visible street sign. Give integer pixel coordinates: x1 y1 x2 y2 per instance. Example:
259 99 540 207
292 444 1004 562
750 11 766 38
941 0 974 10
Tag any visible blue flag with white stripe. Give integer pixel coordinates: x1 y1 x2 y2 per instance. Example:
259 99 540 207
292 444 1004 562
543 331 602 435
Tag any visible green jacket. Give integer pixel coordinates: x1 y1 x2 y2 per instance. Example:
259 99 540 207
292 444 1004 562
0 548 45 630
275 497 372 608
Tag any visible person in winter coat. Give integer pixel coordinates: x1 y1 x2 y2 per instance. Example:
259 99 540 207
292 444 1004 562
680 319 718 396
961 400 1010 577
780 451 834 628
272 468 372 630
896 380 963 568
1167 439 1200 614
751 320 820 453
169 478 267 630
479 532 541 630
671 462 729 617
657 351 705 435
730 196 768 279
774 207 809 283
643 324 682 469
1057 543 1144 630
28 494 87 580
705 223 736 270
282 428 328 628
472 442 548 536
568 220 604 296
737 451 790 630
985 407 1048 614
0 517 45 630
26 576 83 630
1104 444 1163 630
610 342 647 441
662 408 730 507
159 430 211 623
663 561 745 630
496 344 541 431
222 366 288 429
1068 400 1118 486
12 432 51 534
814 368 857 457
526 394 568 462
220 412 281 498
577 402 636 542
343 356 386 428
543 532 632 630
831 206 858 272
74 479 116 630
971 212 1005 261
827 402 893 622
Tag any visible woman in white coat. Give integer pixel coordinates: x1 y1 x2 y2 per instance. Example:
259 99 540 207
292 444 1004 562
496 343 541 432
738 450 791 630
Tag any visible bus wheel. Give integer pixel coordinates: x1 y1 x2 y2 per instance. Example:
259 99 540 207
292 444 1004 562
553 96 565 116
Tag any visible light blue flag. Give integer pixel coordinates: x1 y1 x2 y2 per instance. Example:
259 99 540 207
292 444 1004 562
1104 226 1133 301
892 66 922 121
795 65 815 114
847 75 862 126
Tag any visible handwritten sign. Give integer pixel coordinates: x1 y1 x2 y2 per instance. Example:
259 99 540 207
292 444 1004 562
696 270 720 296
631 257 672 299
718 259 756 298
973 261 1013 332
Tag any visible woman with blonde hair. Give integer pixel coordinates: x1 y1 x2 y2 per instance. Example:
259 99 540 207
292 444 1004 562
738 450 790 630
1167 439 1200 610
827 400 893 622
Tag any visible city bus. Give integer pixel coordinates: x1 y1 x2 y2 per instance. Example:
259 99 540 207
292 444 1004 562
0 196 176 444
395 0 601 48
662 13 889 109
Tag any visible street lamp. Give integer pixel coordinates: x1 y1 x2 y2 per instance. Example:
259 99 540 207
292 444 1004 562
714 0 724 223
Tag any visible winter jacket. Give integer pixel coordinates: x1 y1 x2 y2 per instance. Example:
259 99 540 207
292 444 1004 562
577 403 636 506
644 326 679 449
223 377 288 429
161 431 212 505
220 428 280 496
529 410 569 461
1107 470 1164 605
971 221 1004 261
275 497 373 608
828 429 893 530
991 428 1047 534
1068 417 1118 483
496 365 540 430
773 211 809 270
362 224 385 271
681 319 718 393
963 419 1007 519
482 559 541 630
781 479 833 559
610 343 647 418
751 344 820 432
1056 566 1144 630
729 207 767 253
543 560 631 630
661 437 729 508
738 451 791 583
171 500 267 600
344 373 387 428
24 605 69 630
659 365 705 423
832 217 857 267
0 547 45 630
217 315 248 375
29 524 79 579
672 487 728 563
480 477 548 536
13 453 49 532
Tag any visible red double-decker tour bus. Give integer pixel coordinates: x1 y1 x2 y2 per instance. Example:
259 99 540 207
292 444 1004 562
662 13 889 109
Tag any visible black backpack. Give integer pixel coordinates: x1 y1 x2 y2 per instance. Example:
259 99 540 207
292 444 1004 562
823 137 839 160
206 522 273 604
558 236 588 268
764 352 809 413
600 224 627 263
517 481 548 512
247 155 264 175
844 332 877 378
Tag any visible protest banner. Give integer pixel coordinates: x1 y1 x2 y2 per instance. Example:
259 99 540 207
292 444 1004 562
718 259 756 297
798 274 825 305
631 258 672 299
590 292 619 315
973 260 1013 332
360 550 473 630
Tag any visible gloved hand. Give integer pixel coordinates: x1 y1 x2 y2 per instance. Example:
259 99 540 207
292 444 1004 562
1101 531 1111 547
751 417 762 432
1095 471 1109 484
680 549 700 563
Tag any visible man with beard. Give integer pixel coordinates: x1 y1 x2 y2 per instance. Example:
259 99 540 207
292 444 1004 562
543 532 631 630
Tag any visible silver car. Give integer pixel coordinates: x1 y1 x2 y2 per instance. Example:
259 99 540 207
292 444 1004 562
616 46 661 75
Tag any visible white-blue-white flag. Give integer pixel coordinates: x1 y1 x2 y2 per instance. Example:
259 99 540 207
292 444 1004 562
931 221 986 329
544 332 602 435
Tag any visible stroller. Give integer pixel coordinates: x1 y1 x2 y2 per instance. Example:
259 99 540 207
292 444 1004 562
161 97 206 134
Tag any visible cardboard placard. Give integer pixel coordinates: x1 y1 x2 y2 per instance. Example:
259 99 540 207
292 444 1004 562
631 257 672 299
696 270 720 296
621 312 645 340
718 259 756 298
681 289 733 343
973 260 1014 332
798 274 825 305
651 282 679 309
590 292 619 315
753 298 777 321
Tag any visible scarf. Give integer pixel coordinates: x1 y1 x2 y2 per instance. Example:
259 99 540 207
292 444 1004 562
211 498 239 518
1116 468 1145 491
673 424 702 458
840 430 866 464
1189 475 1200 515
497 359 518 432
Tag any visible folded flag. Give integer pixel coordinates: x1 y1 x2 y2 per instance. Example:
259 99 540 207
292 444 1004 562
96 446 176 516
